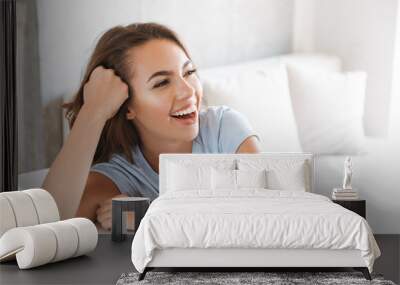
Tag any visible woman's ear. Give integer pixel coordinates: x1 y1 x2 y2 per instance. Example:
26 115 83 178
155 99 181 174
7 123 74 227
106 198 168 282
126 107 136 120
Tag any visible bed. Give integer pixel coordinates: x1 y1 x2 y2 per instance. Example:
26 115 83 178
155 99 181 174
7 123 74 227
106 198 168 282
130 153 381 281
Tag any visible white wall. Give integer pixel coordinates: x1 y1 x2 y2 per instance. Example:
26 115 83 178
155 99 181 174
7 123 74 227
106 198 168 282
293 0 400 234
294 0 398 138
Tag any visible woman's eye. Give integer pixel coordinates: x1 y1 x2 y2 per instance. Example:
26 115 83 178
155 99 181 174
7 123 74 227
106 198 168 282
185 69 197 76
153 80 169 89
153 70 196 89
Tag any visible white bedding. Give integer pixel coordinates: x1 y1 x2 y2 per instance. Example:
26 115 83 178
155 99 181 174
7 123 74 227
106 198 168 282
131 190 380 273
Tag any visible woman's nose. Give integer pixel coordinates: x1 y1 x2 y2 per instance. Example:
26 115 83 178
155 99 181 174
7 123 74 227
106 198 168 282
175 77 195 99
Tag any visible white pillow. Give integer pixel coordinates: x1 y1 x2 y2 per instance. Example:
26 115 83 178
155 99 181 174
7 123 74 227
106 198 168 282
266 166 307 192
286 64 367 155
211 168 268 190
165 158 236 193
236 169 268 189
167 163 212 192
237 159 310 192
201 64 302 152
211 168 236 190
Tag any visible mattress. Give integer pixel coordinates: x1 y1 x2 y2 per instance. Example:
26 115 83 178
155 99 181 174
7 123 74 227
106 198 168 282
131 189 381 273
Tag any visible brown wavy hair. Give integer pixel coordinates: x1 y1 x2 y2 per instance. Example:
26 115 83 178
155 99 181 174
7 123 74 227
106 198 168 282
63 23 192 165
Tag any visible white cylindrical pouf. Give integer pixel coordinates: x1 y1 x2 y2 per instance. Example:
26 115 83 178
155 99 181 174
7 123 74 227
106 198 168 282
64 218 98 257
23 189 60 223
0 192 39 227
0 226 57 269
42 221 79 262
0 218 97 269
0 196 17 237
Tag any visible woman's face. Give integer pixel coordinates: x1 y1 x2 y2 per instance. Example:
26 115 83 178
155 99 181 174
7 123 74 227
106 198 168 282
125 39 202 146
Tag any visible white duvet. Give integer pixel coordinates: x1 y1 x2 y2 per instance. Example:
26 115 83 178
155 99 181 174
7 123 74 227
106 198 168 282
131 189 380 273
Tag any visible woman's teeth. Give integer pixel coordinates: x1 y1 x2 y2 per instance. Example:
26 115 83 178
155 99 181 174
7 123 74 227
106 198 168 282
171 111 195 119
170 105 196 117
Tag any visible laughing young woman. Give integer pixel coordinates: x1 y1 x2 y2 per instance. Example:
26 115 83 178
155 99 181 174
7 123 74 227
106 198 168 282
42 23 262 230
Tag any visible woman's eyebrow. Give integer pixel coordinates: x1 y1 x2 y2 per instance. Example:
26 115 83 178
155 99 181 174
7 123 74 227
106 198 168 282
147 60 192 83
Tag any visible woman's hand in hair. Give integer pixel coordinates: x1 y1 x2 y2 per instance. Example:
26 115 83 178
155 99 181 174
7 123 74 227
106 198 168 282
82 66 129 121
96 193 129 230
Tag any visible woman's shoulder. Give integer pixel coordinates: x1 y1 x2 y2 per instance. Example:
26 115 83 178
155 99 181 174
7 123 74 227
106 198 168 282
199 104 250 129
197 105 228 140
90 148 140 174
89 146 157 197
200 104 230 115
196 105 258 153
198 105 230 125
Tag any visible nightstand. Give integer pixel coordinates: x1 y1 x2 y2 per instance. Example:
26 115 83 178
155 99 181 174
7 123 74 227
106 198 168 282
112 197 150 242
332 199 366 219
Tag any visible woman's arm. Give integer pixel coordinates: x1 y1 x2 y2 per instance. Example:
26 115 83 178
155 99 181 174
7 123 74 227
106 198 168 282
236 135 263 153
41 66 129 219
75 171 121 221
42 107 107 219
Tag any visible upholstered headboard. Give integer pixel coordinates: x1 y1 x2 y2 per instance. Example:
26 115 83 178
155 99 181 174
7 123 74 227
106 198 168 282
159 153 314 195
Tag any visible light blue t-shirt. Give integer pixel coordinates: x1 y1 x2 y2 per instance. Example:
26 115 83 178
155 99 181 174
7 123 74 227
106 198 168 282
90 105 260 201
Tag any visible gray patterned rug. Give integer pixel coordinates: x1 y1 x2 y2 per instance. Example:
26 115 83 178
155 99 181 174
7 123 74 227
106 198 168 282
116 271 396 285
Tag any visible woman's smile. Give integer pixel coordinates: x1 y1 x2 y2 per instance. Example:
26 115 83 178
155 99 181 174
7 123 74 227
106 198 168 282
170 108 198 125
